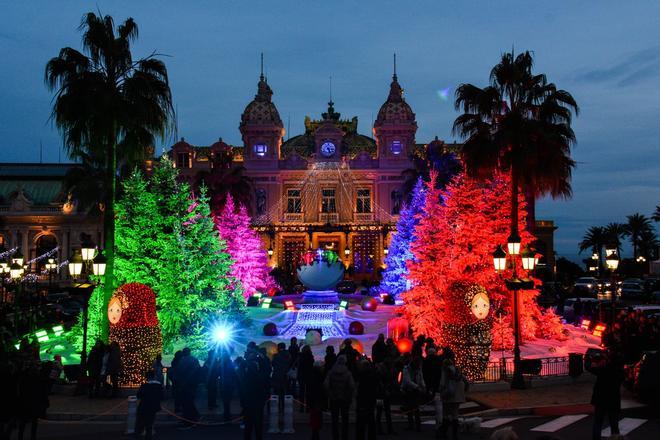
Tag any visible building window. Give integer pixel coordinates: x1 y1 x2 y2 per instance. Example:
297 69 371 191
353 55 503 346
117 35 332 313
321 189 336 213
253 144 268 157
356 189 371 213
353 233 377 274
176 152 190 168
286 189 302 213
390 140 403 155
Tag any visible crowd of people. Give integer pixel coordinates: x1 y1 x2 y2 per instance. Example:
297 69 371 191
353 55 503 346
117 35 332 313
0 335 59 440
157 334 469 440
602 308 660 364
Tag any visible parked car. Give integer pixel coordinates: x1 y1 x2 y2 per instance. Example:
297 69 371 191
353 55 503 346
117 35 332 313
561 297 601 322
574 277 599 296
620 282 645 299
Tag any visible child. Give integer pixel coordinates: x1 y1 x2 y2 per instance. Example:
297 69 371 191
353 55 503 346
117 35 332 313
135 370 162 439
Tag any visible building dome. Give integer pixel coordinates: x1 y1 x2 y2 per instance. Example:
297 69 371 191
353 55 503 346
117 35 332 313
171 138 192 150
240 77 283 127
374 75 415 126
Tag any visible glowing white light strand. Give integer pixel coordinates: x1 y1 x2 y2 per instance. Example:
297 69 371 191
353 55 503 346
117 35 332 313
0 247 18 259
26 246 60 265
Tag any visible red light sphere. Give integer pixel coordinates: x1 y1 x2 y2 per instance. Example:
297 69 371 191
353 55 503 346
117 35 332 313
267 287 278 297
263 322 278 336
361 297 378 312
396 337 413 354
348 321 365 335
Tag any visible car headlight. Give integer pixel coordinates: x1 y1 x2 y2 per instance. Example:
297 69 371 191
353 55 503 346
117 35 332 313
587 284 592 288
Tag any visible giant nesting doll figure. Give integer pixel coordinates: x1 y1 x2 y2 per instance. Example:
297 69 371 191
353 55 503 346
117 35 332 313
108 282 162 386
442 281 492 381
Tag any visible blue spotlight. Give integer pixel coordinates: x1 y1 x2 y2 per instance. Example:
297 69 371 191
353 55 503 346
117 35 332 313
211 323 234 346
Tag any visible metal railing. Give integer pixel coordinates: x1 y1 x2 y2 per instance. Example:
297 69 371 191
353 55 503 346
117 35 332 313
474 356 571 383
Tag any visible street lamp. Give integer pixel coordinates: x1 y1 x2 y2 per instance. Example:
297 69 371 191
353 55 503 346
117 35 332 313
92 253 107 276
68 249 84 279
81 238 97 262
267 246 274 258
344 246 351 257
10 262 23 280
605 251 619 324
492 240 535 390
11 253 24 266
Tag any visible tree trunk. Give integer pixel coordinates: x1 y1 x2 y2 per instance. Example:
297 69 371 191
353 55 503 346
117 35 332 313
524 185 536 236
511 166 519 237
101 139 117 341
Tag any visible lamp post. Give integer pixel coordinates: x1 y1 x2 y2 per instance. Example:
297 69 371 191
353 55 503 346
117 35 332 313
605 247 620 324
9 261 25 337
493 239 536 390
45 257 58 291
67 245 106 390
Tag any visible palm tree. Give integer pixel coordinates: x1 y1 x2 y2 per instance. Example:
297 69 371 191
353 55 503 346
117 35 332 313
623 213 654 259
579 226 607 270
638 229 659 260
45 12 175 338
604 222 626 255
653 205 660 222
453 51 578 239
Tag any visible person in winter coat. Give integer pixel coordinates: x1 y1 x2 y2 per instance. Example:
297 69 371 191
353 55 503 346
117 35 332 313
238 359 269 440
324 346 337 377
324 355 355 440
152 353 164 388
401 356 426 432
297 345 315 412
177 347 201 425
423 347 442 396
371 334 387 364
271 343 291 404
220 353 237 421
169 350 183 412
106 341 122 397
306 364 326 440
86 340 104 398
17 362 49 440
135 370 162 440
204 349 221 409
375 357 397 435
355 359 379 440
439 358 469 439
590 349 624 440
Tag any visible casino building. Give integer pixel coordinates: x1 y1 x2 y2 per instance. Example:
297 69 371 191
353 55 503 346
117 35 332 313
169 68 556 281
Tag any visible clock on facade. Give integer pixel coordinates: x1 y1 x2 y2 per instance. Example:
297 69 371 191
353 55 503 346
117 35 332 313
253 144 268 157
320 141 336 157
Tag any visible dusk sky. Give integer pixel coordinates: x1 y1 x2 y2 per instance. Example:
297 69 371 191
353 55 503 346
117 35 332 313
1 0 658 260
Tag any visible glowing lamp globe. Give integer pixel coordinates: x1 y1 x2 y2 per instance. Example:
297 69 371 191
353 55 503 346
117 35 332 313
605 252 620 271
9 262 23 279
507 233 521 256
521 246 536 271
396 337 413 354
263 322 278 336
92 253 107 276
492 245 506 272
12 253 24 266
361 297 378 312
68 250 83 277
348 321 365 335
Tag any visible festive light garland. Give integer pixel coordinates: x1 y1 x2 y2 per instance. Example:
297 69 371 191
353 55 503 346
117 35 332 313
25 246 60 265
0 247 18 259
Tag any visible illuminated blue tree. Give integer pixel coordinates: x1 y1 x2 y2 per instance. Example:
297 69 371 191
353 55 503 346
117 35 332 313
381 178 426 298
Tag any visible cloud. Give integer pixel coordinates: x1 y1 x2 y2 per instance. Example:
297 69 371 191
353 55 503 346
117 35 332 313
575 45 660 86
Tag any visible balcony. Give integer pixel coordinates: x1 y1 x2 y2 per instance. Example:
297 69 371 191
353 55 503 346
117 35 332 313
283 212 304 222
354 212 374 222
319 212 339 223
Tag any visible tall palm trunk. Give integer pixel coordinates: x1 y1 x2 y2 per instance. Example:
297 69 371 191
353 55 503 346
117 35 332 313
511 164 519 238
101 138 116 341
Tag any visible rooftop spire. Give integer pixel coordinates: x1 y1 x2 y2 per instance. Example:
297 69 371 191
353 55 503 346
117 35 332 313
260 52 264 81
393 52 397 81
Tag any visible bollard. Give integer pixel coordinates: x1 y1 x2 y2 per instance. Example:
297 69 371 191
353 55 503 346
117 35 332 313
125 395 138 435
282 394 295 434
267 394 280 434
434 394 443 427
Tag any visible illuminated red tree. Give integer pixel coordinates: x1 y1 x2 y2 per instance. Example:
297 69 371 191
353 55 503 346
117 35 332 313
402 171 551 348
215 195 276 300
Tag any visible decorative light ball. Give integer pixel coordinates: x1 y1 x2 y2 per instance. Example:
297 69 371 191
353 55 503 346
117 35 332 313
263 322 278 336
387 317 409 341
396 337 413 354
348 321 365 335
361 297 378 312
258 341 278 360
305 329 322 346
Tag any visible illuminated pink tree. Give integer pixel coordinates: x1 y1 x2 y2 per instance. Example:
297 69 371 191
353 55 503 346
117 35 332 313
216 195 276 300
